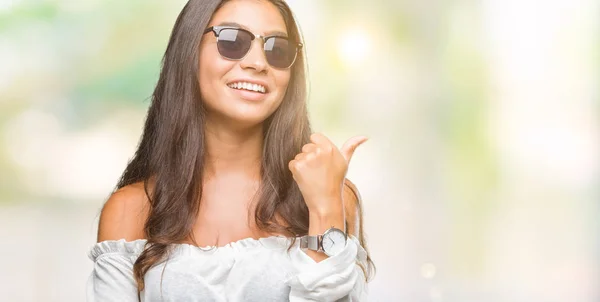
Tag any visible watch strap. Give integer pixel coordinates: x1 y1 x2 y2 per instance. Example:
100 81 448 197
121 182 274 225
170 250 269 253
301 226 347 253
300 234 322 252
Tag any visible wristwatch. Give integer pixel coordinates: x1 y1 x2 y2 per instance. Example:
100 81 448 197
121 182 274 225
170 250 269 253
300 227 347 257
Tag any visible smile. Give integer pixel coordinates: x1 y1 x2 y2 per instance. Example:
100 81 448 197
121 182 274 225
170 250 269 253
227 81 266 94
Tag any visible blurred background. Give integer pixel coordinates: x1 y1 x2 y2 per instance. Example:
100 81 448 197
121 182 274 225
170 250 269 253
0 0 598 301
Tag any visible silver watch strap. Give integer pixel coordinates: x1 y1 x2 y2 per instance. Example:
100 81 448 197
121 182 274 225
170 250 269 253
300 234 322 252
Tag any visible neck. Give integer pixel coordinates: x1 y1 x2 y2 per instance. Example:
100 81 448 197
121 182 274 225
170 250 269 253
203 118 264 180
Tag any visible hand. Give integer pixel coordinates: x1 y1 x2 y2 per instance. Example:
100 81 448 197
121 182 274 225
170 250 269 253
288 133 368 215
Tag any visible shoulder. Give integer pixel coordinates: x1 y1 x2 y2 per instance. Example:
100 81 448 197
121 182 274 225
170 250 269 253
97 181 151 242
342 178 362 236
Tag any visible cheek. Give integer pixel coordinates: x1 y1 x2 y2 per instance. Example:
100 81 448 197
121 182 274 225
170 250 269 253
198 47 233 97
198 48 213 89
274 71 292 98
199 51 221 82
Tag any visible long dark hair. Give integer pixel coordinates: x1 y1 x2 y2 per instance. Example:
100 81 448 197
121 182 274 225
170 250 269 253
113 0 374 295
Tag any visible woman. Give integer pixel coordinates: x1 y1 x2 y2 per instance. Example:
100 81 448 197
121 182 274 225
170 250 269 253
87 0 374 301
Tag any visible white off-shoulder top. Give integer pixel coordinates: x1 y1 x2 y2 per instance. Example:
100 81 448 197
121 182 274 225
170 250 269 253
86 235 368 301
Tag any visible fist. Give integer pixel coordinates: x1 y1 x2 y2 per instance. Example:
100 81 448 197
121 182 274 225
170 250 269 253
288 133 367 214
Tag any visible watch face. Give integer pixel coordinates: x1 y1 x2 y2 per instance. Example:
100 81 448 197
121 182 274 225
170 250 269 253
322 228 347 256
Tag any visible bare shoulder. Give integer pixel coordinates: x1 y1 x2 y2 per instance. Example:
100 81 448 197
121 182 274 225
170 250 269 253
343 178 362 237
97 181 150 242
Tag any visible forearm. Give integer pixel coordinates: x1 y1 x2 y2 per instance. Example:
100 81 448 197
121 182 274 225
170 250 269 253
287 232 367 301
305 197 346 262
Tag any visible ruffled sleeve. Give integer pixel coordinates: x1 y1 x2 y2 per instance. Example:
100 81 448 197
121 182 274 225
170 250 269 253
285 235 369 301
86 239 147 302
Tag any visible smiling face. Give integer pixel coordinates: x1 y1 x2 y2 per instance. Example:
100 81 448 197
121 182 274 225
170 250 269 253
198 0 292 128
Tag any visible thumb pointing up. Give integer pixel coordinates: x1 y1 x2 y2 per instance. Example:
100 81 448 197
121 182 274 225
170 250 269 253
340 136 368 163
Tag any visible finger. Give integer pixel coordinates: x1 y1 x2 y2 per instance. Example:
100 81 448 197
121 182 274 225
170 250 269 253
309 133 334 147
294 152 307 161
301 143 318 153
340 136 368 162
288 159 297 173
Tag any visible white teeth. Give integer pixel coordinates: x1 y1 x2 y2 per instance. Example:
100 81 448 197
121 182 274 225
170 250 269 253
228 81 266 93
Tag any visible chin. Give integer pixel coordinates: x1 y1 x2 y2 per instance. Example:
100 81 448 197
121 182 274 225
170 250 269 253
203 93 281 127
226 104 279 125
215 110 271 129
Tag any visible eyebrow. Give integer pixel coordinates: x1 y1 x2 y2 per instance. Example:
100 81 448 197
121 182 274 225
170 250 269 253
215 21 288 38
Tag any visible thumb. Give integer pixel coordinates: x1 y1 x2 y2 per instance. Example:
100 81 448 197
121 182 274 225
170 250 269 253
340 136 368 162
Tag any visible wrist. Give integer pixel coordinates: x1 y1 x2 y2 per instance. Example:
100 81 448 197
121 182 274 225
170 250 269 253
308 203 345 236
307 196 344 217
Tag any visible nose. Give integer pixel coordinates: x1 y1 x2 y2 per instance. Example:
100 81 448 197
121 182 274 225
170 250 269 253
240 39 268 73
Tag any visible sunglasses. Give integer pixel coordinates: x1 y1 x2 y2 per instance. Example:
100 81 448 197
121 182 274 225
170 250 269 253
203 26 303 69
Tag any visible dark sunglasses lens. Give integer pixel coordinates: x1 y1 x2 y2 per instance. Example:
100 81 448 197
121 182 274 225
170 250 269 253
217 29 252 60
264 37 296 68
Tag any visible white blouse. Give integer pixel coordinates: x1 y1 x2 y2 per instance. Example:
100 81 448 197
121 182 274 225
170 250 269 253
86 235 368 301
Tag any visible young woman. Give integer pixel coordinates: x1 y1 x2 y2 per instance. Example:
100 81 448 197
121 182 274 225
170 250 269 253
87 0 374 301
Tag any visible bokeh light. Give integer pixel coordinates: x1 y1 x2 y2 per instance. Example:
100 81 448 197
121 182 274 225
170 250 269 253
338 29 371 65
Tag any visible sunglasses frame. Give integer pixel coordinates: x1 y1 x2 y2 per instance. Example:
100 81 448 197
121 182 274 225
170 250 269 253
203 26 303 69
